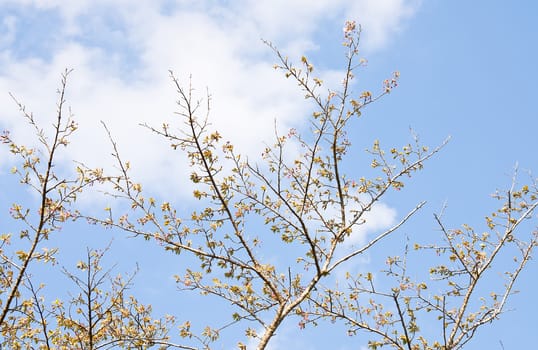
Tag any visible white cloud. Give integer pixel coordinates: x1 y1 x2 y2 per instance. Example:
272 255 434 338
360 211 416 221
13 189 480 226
347 0 421 51
345 201 398 246
300 194 397 248
0 0 421 199
327 200 397 279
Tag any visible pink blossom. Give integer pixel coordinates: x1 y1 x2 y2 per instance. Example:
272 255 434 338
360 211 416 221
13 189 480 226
343 20 356 36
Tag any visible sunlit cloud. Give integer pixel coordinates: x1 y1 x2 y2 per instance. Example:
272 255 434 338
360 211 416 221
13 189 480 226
0 1 421 199
348 0 420 51
344 201 398 246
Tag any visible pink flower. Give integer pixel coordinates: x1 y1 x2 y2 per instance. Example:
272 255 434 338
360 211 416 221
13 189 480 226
343 20 356 36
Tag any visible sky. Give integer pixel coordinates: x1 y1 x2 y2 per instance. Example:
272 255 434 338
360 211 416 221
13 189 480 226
1 0 537 349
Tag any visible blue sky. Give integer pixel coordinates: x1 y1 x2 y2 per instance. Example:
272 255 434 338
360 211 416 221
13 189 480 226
1 1 537 349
